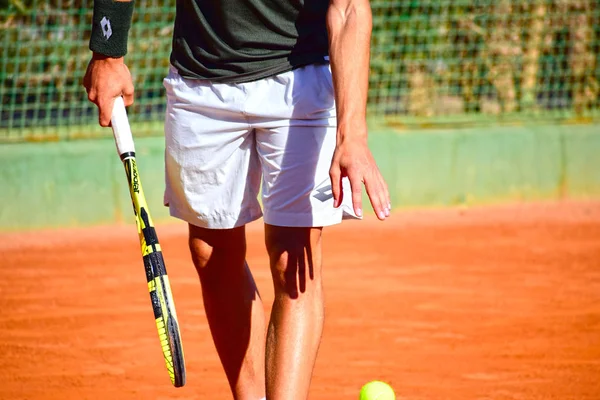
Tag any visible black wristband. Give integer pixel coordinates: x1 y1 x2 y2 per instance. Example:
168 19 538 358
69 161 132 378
89 0 134 57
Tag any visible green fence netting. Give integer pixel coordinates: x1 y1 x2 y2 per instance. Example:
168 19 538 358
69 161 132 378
1 0 599 141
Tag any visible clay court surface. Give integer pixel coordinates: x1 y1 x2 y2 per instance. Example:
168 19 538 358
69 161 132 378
1 201 599 399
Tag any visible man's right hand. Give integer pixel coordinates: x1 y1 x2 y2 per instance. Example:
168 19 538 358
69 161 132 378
83 53 134 127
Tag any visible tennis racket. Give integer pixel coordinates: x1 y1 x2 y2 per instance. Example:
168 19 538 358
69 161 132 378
111 97 186 387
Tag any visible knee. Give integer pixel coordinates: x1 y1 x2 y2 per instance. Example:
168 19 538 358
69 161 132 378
188 236 213 270
188 224 246 274
265 226 322 299
269 246 303 298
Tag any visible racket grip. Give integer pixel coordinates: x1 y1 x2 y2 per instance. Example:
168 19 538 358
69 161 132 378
111 97 136 156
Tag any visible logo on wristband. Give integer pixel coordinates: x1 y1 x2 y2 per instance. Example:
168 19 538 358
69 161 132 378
100 16 113 40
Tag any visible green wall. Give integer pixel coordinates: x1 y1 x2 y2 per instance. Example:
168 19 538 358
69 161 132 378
1 124 599 231
0 138 167 230
371 124 600 207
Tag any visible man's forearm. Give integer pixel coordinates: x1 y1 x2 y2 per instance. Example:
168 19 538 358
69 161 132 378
326 0 372 142
84 0 136 126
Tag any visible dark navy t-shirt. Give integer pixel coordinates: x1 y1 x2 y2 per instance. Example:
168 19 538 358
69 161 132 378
170 0 330 83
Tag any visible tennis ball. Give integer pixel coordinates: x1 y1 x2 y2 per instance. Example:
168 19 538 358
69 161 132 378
359 380 396 400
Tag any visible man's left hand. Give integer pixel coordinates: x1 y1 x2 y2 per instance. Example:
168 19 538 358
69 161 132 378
329 137 391 221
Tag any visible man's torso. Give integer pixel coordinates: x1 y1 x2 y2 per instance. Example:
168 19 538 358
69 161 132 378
170 0 330 83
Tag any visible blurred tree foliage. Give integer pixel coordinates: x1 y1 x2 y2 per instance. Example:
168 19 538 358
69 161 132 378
1 0 598 131
369 0 599 117
1 0 175 127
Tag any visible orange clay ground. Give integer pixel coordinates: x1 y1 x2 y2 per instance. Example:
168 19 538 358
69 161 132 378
1 201 599 400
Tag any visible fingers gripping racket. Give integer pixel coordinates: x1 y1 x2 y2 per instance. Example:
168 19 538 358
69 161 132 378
111 97 186 387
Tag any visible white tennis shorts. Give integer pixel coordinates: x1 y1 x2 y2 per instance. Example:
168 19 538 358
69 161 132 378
163 63 358 229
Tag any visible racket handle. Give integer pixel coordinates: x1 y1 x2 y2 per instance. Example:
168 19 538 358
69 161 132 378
111 97 136 156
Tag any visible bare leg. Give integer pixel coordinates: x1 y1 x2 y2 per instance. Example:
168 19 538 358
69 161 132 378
264 225 325 400
189 224 266 400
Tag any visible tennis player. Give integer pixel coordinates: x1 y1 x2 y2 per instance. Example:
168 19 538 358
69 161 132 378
84 0 390 398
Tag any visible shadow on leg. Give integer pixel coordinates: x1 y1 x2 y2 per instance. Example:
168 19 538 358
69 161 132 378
264 225 324 400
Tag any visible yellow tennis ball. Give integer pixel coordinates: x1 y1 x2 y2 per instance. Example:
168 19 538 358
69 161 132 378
359 381 396 400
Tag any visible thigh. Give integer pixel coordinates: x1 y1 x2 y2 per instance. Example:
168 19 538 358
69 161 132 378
163 68 262 229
